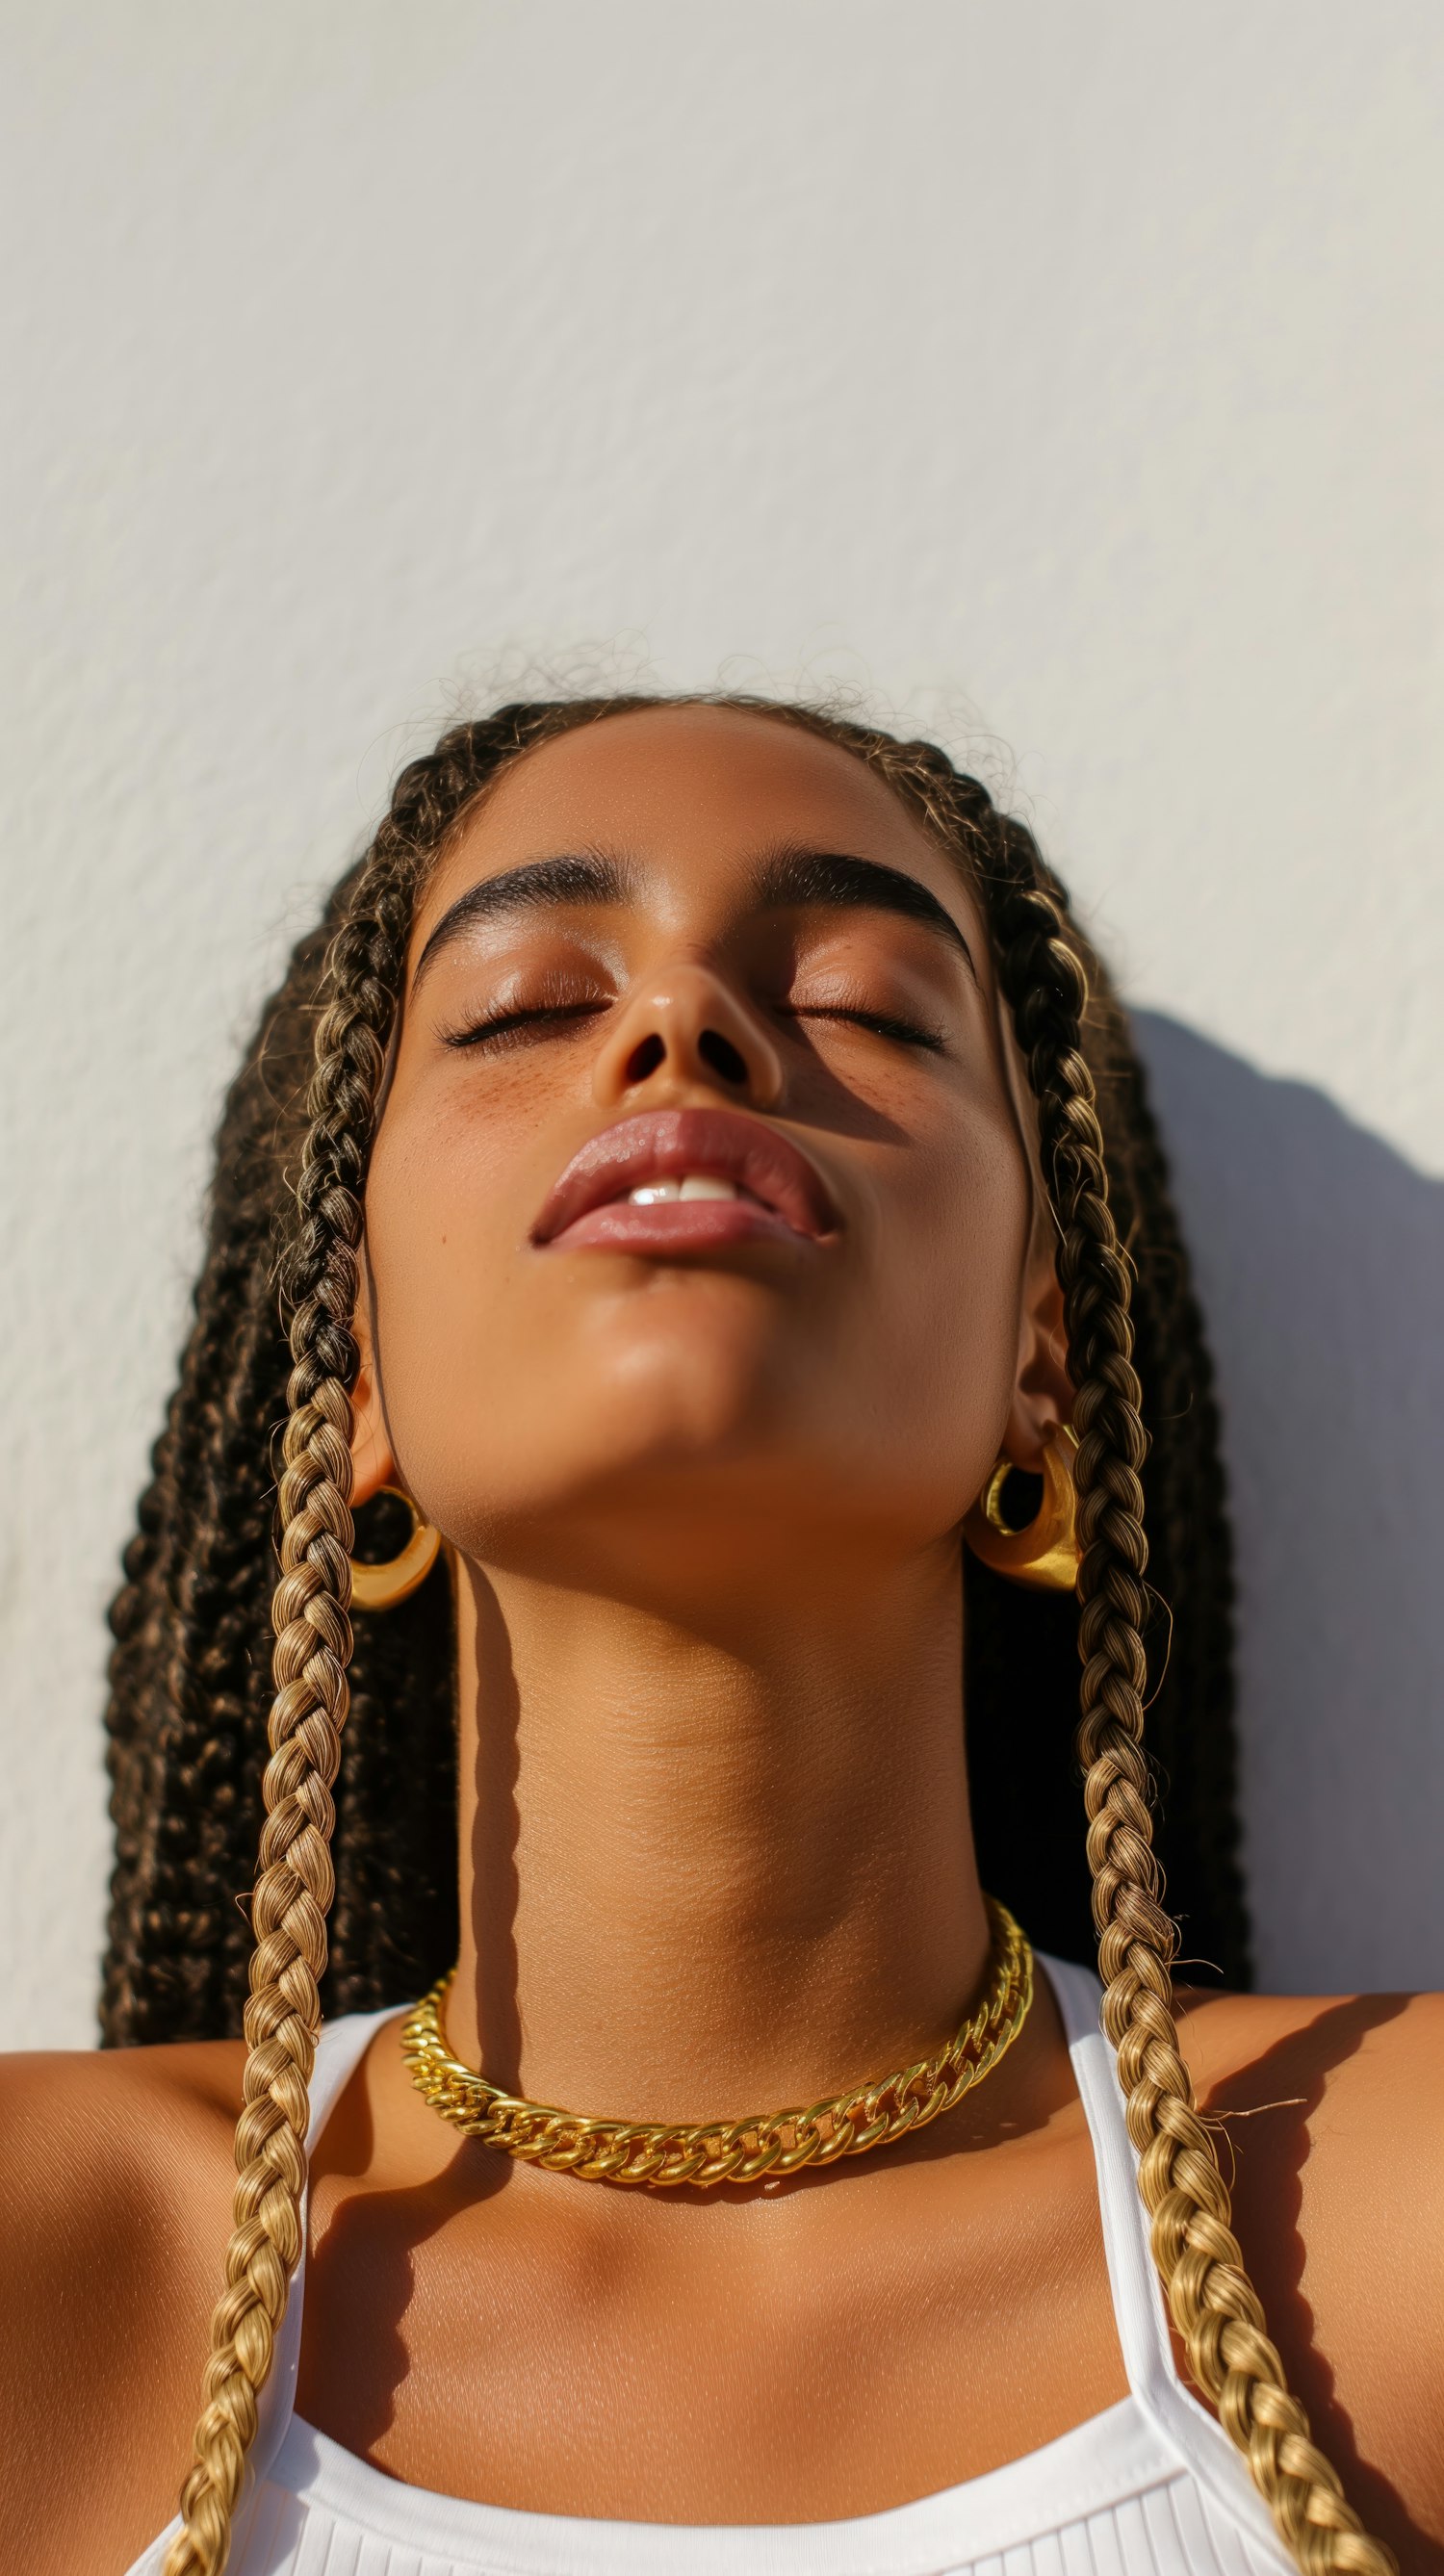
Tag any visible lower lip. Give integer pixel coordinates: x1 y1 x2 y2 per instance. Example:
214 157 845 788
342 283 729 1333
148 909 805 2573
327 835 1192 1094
543 1199 815 1254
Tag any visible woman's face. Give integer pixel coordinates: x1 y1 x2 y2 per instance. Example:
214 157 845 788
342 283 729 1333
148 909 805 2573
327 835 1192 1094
357 707 1065 1600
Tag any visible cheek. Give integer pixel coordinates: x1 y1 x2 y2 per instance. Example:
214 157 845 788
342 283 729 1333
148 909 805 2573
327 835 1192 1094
358 1072 1036 1552
359 1094 544 1510
838 1108 1034 1504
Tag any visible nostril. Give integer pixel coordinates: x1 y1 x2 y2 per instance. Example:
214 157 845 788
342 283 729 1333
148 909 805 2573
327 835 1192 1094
625 1033 666 1083
699 1028 748 1087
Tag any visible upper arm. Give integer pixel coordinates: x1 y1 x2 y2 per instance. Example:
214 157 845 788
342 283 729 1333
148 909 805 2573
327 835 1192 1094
0 2043 243 2576
1190 1986 1444 2565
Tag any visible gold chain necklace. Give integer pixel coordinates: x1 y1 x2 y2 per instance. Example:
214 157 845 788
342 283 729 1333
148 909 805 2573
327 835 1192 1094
400 1896 1033 2189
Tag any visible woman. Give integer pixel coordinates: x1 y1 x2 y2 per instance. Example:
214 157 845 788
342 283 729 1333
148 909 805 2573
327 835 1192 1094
2 696 1436 2576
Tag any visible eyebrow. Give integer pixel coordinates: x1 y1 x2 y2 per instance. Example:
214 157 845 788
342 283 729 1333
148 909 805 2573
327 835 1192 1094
412 853 634 987
753 845 978 983
410 843 978 989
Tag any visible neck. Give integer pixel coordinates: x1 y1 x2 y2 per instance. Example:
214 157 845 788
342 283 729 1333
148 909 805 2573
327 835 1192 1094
447 1546 991 2123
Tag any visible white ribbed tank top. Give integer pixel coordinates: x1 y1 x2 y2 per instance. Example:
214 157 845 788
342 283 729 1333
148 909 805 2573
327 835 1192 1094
129 1957 1295 2576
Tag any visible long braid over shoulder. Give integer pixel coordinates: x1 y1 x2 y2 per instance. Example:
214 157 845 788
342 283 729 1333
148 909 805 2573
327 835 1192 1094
959 796 1397 2576
161 707 603 2572
114 690 1380 2576
161 886 395 2567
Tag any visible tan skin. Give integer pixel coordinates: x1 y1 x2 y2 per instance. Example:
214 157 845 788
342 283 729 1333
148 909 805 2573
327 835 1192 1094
2 708 1440 2576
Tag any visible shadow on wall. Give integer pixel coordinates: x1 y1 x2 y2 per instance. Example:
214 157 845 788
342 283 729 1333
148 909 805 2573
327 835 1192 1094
1131 1013 1444 1996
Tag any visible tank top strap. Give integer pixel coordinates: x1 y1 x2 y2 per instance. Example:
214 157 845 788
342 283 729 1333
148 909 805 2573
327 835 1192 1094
249 2004 400 2483
1037 1950 1179 2407
306 2002 400 2149
1035 1949 1288 2559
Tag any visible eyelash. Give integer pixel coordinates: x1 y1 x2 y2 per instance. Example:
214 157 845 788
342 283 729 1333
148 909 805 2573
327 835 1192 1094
442 1001 946 1054
443 1001 606 1051
780 1004 946 1052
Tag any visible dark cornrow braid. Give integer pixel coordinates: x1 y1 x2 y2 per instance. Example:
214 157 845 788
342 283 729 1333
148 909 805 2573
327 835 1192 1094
161 1289 294 2026
972 803 1395 2576
101 1413 180 2040
1080 991 1243 1977
100 910 340 2046
103 1239 274 2042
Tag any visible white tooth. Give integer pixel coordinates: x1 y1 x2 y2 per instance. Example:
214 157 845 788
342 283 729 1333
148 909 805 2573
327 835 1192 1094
679 1174 740 1200
628 1179 682 1203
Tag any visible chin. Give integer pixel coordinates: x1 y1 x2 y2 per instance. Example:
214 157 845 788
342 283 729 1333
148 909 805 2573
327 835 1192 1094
489 1392 812 1537
563 1284 813 1441
420 1386 829 1586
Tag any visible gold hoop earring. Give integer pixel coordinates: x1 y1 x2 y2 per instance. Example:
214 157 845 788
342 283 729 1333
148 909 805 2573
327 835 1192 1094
348 1486 442 1611
963 1425 1080 1593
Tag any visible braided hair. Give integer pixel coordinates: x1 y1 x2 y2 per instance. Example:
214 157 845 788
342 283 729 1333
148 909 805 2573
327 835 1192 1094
97 697 1391 2575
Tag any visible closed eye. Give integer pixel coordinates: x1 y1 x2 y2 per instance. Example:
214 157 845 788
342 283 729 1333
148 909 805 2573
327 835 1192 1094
443 1001 609 1050
443 998 946 1053
779 1004 946 1052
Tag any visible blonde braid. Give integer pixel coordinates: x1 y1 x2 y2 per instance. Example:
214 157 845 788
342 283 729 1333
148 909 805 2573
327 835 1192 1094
985 834 1397 2576
163 866 415 2574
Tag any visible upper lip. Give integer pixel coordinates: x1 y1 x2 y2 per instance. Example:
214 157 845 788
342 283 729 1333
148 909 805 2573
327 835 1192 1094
530 1108 839 1245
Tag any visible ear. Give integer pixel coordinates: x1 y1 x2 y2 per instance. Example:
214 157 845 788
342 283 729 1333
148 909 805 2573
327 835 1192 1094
348 1264 400 1507
998 1227 1073 1476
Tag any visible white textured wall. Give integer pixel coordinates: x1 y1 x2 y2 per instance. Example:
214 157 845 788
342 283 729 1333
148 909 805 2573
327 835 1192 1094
3 4 1441 2048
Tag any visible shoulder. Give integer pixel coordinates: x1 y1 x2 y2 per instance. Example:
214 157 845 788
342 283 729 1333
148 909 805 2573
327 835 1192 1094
0 2038 245 2576
0 2033 245 2271
0 2024 245 2125
1173 1984 1443 2556
1174 1979 1443 2196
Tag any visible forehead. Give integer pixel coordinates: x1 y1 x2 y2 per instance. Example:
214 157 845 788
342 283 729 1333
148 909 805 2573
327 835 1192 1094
412 704 979 940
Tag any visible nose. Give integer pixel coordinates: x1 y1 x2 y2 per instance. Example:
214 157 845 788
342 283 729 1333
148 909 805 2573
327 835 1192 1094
592 962 785 1113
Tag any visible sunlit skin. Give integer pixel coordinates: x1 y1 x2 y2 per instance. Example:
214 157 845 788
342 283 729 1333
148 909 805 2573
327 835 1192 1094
0 710 1440 2576
352 708 1068 2120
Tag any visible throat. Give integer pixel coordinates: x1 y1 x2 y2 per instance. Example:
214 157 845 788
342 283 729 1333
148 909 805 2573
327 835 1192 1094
445 1552 992 2127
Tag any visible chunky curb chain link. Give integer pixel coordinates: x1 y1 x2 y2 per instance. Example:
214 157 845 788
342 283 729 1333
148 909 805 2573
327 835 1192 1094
400 1897 1033 2189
